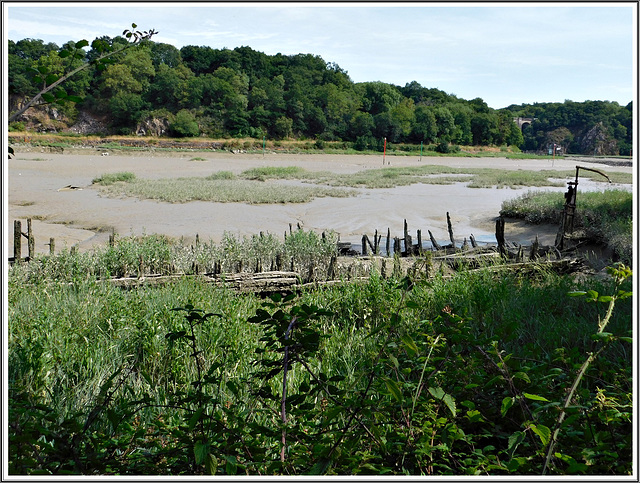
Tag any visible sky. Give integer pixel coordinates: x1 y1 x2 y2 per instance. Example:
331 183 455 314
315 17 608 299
3 1 637 109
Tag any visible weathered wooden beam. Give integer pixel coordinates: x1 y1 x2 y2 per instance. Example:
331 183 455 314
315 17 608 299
428 230 442 251
27 218 34 259
14 220 21 261
495 216 506 257
446 212 455 247
386 228 391 257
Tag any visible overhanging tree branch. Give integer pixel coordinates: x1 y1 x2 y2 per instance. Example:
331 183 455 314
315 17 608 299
8 24 157 123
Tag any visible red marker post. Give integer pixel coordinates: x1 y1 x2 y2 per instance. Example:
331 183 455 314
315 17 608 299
383 137 387 165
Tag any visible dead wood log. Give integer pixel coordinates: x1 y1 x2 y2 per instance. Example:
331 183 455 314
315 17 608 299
446 212 455 247
428 230 442 250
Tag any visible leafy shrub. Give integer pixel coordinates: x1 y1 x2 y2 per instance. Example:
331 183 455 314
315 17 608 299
9 121 26 132
170 109 200 137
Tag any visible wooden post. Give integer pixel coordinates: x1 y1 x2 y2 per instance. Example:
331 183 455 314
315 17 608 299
404 219 412 256
361 235 368 256
393 237 401 257
417 229 422 255
470 234 478 248
428 230 442 251
49 237 55 256
530 235 539 260
495 216 506 257
446 212 455 247
328 254 336 279
14 220 21 261
195 233 200 246
373 229 379 255
27 218 34 259
462 238 469 251
109 231 115 246
386 228 391 257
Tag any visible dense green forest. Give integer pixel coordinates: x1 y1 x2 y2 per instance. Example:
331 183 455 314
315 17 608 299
8 36 633 155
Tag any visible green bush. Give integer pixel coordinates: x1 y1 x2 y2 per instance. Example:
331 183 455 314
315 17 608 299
9 121 26 132
170 109 200 137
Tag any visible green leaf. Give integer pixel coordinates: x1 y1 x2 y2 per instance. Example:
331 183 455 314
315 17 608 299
38 65 49 75
400 335 418 356
568 291 586 297
224 454 237 475
205 454 218 475
41 93 55 103
45 74 59 85
308 458 332 475
383 377 403 402
59 49 70 58
513 371 531 383
530 423 551 447
76 39 89 49
597 295 613 303
501 396 514 417
428 386 445 400
442 393 457 417
585 290 599 302
507 431 525 458
591 332 614 342
522 392 549 402
194 441 209 465
66 95 83 103
187 407 204 431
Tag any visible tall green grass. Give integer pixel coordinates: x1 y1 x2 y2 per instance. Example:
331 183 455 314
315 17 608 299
9 230 340 284
8 264 632 474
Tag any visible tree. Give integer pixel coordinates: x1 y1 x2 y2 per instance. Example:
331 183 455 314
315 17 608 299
170 109 199 137
411 105 437 143
8 24 157 124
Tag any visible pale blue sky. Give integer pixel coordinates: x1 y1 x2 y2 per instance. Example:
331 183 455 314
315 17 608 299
4 2 637 109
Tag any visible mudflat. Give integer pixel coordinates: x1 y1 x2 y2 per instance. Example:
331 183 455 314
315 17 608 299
7 149 632 256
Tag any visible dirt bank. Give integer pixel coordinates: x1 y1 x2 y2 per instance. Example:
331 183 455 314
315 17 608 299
7 149 632 256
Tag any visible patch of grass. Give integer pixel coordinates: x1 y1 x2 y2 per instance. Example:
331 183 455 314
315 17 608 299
94 176 356 204
501 188 633 264
206 170 236 180
92 172 137 185
90 165 630 204
240 166 311 181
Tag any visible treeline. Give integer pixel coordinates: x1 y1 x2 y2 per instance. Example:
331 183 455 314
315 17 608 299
8 37 632 155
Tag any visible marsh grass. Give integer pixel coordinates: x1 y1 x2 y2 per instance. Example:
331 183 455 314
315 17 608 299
92 171 137 185
501 189 633 264
91 165 629 204
94 176 356 203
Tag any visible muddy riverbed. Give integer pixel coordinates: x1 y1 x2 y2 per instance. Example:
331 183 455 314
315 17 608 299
6 149 633 256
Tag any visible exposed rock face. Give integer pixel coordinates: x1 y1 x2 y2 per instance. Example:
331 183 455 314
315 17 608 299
68 111 109 135
136 117 171 137
580 122 618 155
